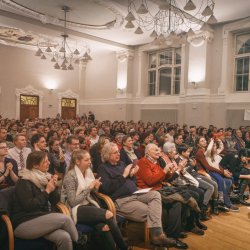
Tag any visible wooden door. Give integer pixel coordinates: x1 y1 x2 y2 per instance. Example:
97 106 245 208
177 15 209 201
61 98 76 119
20 95 39 121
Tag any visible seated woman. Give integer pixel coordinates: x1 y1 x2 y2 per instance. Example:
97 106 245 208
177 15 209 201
235 149 250 205
90 135 110 173
177 144 219 215
0 141 18 189
136 131 153 159
120 135 139 165
48 139 67 176
159 143 207 233
62 149 128 250
196 137 239 212
12 151 78 250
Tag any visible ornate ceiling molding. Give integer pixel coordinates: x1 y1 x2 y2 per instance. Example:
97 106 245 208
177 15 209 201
116 50 134 62
0 0 124 30
0 25 58 48
187 30 214 47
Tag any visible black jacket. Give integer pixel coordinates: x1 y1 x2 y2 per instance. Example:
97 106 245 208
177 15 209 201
11 179 59 229
119 148 139 166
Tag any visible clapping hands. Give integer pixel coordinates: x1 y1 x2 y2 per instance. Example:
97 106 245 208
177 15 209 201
90 177 102 190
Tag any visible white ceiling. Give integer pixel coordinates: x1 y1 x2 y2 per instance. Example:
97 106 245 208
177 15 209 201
0 0 250 50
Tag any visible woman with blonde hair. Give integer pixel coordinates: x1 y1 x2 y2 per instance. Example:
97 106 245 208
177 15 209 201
62 149 128 250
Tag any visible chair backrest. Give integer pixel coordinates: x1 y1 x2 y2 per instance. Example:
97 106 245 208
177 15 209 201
0 186 53 250
0 186 15 215
0 187 15 250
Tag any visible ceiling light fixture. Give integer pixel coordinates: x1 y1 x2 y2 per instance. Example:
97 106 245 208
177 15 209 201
35 6 92 70
125 0 217 42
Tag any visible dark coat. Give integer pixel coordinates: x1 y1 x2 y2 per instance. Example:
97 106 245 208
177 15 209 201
11 179 59 229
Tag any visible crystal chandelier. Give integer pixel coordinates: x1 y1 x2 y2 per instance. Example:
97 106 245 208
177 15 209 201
125 0 217 40
35 6 92 70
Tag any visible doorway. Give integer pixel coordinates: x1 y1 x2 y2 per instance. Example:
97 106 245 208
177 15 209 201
61 98 77 119
20 95 39 121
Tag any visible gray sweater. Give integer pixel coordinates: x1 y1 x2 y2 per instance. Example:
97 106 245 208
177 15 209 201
61 169 92 208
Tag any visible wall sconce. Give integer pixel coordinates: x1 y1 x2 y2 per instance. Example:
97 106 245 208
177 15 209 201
49 89 54 93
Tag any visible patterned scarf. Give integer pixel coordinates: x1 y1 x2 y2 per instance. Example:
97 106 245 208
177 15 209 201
21 168 51 191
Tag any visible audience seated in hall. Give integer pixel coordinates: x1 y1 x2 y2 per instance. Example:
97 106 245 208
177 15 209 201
1 115 250 249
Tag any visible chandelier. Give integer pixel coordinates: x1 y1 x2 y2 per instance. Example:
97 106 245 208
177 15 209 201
124 0 217 40
35 6 92 70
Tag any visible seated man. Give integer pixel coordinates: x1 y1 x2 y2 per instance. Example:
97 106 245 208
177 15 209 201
136 143 188 249
97 142 177 248
8 134 31 176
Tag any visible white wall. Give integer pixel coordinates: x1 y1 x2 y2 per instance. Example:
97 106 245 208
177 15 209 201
1 18 250 128
0 44 79 118
85 51 117 99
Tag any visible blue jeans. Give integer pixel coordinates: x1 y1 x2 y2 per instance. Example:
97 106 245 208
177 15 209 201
209 172 233 207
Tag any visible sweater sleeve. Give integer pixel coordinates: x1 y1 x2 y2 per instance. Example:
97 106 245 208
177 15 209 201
217 140 224 154
205 140 213 157
137 159 165 186
48 189 60 206
196 150 224 174
97 165 126 196
63 173 91 208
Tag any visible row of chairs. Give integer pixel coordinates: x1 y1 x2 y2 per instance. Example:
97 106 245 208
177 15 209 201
0 187 149 250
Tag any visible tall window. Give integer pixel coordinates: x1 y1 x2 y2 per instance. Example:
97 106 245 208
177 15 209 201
148 48 181 96
235 33 250 92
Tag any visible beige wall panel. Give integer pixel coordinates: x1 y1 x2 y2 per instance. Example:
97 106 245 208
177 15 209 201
85 52 117 99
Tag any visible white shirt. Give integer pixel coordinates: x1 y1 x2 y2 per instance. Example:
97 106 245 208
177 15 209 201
90 135 99 147
8 146 31 171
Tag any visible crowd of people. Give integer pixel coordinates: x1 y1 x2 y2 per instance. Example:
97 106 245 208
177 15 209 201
0 113 250 250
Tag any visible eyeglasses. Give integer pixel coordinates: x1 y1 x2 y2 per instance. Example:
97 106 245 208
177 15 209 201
0 146 8 149
111 151 120 155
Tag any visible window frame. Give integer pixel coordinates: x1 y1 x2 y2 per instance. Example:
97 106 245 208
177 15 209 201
147 48 181 96
234 32 250 93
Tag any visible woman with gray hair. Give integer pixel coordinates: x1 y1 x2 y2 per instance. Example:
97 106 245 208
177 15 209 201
161 142 207 234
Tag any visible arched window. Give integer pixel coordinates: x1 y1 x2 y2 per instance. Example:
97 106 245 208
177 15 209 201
235 33 250 92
